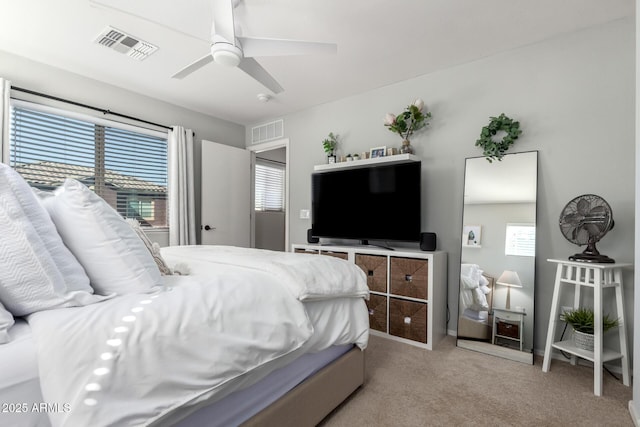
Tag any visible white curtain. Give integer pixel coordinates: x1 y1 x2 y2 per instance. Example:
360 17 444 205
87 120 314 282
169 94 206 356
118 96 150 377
168 126 196 246
0 78 11 164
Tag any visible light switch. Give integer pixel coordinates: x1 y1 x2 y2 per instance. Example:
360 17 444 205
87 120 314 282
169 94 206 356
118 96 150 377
299 209 310 219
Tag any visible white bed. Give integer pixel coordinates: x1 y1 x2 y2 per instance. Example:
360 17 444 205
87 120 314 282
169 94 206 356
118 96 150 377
0 164 370 427
1 247 370 427
457 264 494 341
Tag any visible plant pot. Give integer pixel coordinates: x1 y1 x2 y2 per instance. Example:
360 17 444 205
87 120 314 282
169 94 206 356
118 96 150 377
327 154 336 164
400 140 414 154
573 330 594 351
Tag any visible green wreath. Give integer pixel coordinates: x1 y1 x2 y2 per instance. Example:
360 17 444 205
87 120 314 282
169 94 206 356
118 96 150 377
475 113 522 162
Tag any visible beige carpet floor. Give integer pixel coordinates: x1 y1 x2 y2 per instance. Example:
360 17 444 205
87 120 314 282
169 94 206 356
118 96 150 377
320 334 633 427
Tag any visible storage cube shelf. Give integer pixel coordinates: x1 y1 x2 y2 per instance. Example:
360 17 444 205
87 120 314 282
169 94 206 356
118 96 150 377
367 294 388 332
355 254 387 293
293 244 447 350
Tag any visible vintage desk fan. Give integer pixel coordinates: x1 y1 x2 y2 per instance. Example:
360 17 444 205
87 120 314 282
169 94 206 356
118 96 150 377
559 194 615 263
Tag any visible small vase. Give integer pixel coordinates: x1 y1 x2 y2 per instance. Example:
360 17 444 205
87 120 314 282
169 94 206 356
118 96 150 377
400 140 414 154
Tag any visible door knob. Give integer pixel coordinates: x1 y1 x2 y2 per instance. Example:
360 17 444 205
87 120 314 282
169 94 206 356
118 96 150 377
203 225 216 231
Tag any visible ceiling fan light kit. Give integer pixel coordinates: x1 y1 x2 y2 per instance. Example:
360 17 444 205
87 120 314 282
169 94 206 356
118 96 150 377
211 43 242 67
171 0 337 94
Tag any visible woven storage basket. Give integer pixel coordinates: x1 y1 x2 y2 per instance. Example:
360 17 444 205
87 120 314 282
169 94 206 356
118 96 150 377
573 330 594 351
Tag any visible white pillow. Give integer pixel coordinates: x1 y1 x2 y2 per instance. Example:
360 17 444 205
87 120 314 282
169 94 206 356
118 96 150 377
0 302 15 344
37 179 163 295
479 275 489 287
460 275 479 290
460 263 481 283
471 287 489 311
0 163 105 316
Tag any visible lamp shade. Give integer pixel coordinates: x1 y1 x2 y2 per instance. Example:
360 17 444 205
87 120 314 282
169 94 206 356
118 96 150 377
496 270 523 288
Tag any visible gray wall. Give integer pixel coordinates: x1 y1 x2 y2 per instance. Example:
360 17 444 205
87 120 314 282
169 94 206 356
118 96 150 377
0 49 246 245
255 211 285 251
632 0 640 416
247 18 635 356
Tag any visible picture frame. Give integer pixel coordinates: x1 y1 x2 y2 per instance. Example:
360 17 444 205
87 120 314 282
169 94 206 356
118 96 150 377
462 225 482 247
369 146 387 158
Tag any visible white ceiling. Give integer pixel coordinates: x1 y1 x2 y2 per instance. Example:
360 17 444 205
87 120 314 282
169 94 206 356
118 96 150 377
0 0 633 125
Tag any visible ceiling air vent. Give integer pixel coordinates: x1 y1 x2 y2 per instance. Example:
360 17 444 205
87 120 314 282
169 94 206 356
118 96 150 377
251 119 284 145
94 26 158 61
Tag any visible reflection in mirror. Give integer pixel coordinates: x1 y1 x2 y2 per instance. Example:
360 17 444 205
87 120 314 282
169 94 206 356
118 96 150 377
456 151 538 364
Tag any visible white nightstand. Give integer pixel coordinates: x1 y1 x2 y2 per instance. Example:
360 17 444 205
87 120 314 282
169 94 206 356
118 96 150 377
492 308 526 351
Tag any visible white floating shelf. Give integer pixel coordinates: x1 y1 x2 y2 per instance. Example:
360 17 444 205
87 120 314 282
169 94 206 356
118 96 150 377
314 153 420 172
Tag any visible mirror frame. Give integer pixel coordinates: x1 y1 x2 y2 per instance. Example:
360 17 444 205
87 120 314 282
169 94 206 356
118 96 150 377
456 151 538 364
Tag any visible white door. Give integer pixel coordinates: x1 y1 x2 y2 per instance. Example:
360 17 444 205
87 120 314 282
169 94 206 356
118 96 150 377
201 140 251 247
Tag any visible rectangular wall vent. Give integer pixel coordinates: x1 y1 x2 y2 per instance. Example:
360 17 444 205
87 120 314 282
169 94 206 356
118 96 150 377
94 26 158 61
251 119 284 144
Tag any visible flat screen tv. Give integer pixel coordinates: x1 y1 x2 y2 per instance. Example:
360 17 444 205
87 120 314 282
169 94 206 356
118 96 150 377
311 161 421 243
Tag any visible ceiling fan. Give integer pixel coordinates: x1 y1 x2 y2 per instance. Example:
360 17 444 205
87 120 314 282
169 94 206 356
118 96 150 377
171 0 337 93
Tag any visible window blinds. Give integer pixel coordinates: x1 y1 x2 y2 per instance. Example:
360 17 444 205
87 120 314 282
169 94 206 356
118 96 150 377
505 223 536 257
255 159 285 212
10 104 168 228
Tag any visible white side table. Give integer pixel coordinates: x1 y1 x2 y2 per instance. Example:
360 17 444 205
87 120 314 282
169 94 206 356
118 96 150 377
541 259 631 396
492 308 526 351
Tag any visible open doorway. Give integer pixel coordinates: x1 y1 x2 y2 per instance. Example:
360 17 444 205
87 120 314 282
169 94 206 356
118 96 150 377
249 139 289 251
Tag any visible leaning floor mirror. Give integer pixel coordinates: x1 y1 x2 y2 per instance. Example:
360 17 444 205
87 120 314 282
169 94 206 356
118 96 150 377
456 151 538 364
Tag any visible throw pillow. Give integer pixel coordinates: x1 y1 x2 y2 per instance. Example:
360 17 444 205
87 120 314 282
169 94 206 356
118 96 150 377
125 218 172 275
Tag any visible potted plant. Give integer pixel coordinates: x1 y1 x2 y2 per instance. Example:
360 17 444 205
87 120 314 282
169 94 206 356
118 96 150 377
383 98 431 154
322 132 338 163
560 307 619 351
345 153 353 162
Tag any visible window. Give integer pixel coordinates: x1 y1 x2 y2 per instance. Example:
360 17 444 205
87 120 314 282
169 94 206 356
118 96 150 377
254 159 285 212
9 102 168 228
505 223 536 257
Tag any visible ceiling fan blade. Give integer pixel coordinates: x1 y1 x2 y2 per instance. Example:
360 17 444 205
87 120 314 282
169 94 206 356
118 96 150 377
239 37 337 57
237 57 284 94
211 0 236 43
171 53 214 79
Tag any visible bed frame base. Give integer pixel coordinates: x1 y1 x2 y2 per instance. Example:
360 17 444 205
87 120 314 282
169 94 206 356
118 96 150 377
241 347 365 427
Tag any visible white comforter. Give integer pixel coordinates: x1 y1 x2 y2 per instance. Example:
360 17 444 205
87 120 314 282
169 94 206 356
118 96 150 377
27 246 369 427
160 245 369 301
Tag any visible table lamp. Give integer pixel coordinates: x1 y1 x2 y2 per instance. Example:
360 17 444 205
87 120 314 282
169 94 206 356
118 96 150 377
496 270 523 310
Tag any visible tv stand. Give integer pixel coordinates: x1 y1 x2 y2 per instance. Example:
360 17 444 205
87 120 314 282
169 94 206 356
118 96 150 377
292 243 447 350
